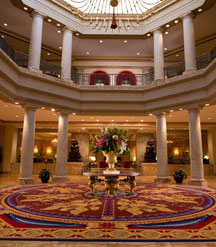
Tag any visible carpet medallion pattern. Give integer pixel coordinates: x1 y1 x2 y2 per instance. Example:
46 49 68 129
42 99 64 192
0 183 216 241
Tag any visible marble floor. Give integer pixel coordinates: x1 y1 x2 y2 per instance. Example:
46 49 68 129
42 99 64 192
0 174 216 247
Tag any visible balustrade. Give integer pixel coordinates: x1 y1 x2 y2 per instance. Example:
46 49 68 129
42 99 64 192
0 35 215 86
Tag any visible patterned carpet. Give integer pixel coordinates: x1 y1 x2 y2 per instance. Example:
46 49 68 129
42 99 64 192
0 182 216 242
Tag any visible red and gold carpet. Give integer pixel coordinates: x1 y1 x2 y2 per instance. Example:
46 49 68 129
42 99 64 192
0 182 216 242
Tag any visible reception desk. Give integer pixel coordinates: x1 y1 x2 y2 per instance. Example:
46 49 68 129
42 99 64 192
140 163 214 176
11 162 85 175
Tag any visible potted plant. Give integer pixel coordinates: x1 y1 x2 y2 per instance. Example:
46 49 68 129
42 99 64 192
173 169 187 184
39 168 51 183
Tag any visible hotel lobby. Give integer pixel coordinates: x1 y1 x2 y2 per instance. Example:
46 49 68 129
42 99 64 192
0 0 216 246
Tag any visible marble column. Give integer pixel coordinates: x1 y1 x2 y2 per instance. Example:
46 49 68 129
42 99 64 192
182 13 197 72
19 107 36 184
188 108 207 186
28 11 44 70
55 112 69 182
61 27 73 80
155 113 170 183
153 29 164 80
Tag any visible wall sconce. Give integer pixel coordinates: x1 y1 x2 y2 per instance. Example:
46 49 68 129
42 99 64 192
173 148 179 156
34 146 38 153
46 147 52 155
89 156 96 162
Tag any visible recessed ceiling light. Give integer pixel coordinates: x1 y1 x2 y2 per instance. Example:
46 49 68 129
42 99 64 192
57 30 61 33
207 117 211 120
174 20 179 24
47 53 50 56
137 52 140 55
99 40 103 43
205 103 210 106
164 47 168 51
111 120 114 122
96 119 99 122
48 19 52 22
59 46 62 50
15 102 19 105
57 23 61 27
41 107 46 110
198 8 202 12
147 33 151 37
165 31 169 35
51 108 55 112
170 110 174 112
86 52 90 55
124 40 128 43
179 108 183 111
72 113 76 115
149 113 152 116
75 32 80 36
176 54 179 57
126 120 128 122
82 127 85 130
141 120 144 122
140 128 143 130
165 24 170 28
1 35 4 38
3 23 8 27
23 7 28 11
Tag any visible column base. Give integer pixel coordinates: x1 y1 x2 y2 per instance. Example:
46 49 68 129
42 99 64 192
19 178 34 185
188 179 208 187
54 176 70 183
154 177 171 184
28 67 42 74
183 69 197 75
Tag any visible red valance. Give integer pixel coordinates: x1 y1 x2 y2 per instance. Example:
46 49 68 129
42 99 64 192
90 70 110 85
116 71 136 85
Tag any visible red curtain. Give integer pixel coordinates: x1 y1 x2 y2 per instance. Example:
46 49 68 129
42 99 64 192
90 70 110 85
116 71 136 85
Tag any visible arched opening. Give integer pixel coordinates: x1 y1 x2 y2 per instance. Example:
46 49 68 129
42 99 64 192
116 71 136 86
90 70 110 85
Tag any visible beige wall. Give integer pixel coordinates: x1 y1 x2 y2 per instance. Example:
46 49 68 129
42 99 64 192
0 126 18 173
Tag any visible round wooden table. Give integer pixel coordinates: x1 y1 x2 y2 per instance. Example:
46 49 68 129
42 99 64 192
83 170 139 197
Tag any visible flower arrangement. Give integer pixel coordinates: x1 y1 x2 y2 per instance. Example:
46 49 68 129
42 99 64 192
91 127 129 155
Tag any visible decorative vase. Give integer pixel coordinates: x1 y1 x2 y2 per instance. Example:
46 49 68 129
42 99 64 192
103 152 117 171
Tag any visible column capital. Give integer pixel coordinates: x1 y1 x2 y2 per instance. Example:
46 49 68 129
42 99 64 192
58 111 70 117
187 106 202 112
23 105 37 112
31 10 46 19
181 11 195 21
155 112 166 117
153 27 163 34
63 26 74 33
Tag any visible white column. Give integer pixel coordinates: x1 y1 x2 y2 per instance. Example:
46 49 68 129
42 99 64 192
28 11 44 70
153 29 164 80
188 108 207 186
61 27 73 80
19 107 36 184
182 13 197 72
55 112 69 182
155 113 170 183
